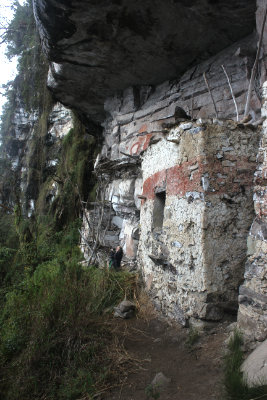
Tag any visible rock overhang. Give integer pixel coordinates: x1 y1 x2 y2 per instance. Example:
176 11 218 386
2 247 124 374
33 0 257 123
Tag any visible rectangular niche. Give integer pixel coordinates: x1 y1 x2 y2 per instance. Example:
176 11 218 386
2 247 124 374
153 190 166 230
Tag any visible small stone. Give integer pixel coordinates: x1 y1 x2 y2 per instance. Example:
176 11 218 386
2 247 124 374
189 126 203 135
179 122 192 130
222 146 234 152
111 215 123 228
222 160 236 167
114 307 135 319
201 176 210 191
118 300 136 313
171 241 183 248
151 372 171 388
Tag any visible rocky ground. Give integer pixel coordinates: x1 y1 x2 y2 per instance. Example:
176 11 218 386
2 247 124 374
101 300 230 400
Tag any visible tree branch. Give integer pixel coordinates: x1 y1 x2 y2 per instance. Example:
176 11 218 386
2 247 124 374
244 7 267 117
221 64 239 122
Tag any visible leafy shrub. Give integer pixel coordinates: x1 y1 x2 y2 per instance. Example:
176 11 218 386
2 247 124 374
0 260 136 399
185 326 200 350
0 209 138 400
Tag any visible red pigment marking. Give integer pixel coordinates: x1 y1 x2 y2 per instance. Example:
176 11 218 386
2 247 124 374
130 142 140 155
167 163 202 197
139 123 148 134
142 156 256 200
142 169 167 199
130 133 152 155
143 134 153 151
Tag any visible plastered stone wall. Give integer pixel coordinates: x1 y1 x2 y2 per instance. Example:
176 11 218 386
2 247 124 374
138 121 258 324
237 81 267 343
81 25 264 325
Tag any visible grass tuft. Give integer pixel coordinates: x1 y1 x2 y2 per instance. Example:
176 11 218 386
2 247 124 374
0 214 139 400
223 330 267 400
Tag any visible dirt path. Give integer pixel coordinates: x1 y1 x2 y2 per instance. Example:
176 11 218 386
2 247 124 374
103 315 229 400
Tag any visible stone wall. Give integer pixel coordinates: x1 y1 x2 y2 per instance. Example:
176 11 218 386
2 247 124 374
237 81 267 343
138 121 258 324
80 23 264 326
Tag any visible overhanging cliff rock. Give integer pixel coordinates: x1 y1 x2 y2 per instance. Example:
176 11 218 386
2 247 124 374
33 0 257 123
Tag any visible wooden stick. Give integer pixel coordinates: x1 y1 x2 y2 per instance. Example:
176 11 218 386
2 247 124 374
0 203 13 213
203 72 219 118
221 64 239 122
244 7 267 117
120 151 139 160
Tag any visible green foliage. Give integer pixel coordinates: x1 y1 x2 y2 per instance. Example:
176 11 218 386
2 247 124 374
223 330 267 400
0 214 137 400
0 266 135 399
4 1 34 59
185 326 200 350
1 0 50 114
0 3 120 398
145 384 161 399
0 0 52 220
51 115 99 226
0 246 16 285
0 213 18 249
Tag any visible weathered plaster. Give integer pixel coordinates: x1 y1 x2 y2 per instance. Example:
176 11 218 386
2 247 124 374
237 81 267 343
138 121 258 323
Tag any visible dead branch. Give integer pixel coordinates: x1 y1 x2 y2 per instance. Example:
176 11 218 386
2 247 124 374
244 7 267 117
0 203 13 213
79 228 93 255
120 151 139 160
85 177 111 266
203 72 219 118
221 64 239 122
76 184 92 232
100 200 112 247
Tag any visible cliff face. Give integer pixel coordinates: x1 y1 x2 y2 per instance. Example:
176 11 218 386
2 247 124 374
8 0 265 341
33 0 257 123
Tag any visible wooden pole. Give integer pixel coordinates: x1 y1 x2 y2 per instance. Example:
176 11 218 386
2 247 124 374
244 7 267 117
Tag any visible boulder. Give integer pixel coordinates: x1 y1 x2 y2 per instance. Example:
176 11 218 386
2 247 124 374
118 300 136 313
114 300 136 319
151 372 171 388
241 339 267 387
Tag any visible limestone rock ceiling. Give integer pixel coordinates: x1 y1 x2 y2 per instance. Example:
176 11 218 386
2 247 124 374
33 0 256 123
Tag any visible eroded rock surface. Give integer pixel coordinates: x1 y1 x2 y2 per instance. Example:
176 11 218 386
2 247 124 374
33 0 257 123
237 81 267 343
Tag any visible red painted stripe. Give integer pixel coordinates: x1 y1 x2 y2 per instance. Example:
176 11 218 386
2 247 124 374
142 157 256 200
